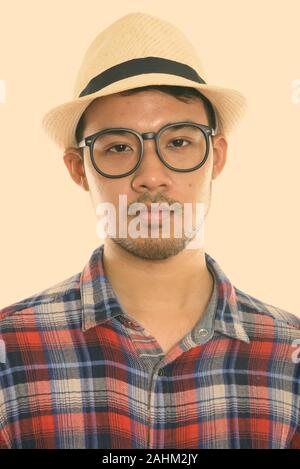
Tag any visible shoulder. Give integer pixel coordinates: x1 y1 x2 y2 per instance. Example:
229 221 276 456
0 272 81 324
235 286 300 340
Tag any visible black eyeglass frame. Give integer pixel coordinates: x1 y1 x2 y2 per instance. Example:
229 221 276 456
78 121 216 179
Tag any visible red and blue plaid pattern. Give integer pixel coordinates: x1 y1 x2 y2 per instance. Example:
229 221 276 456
0 244 299 448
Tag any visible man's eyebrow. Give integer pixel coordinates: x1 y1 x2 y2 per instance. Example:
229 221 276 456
100 129 133 135
97 119 198 133
164 119 197 130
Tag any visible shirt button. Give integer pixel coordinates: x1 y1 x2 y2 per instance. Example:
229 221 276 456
198 328 209 337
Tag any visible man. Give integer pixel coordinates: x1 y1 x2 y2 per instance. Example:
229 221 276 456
0 12 299 449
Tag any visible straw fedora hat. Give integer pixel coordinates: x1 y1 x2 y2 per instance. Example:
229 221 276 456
41 11 247 151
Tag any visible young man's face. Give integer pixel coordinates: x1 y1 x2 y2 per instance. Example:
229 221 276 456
64 90 227 260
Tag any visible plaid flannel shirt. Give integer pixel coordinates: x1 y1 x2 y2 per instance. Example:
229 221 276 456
0 244 300 449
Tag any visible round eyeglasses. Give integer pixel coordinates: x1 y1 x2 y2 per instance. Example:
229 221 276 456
78 121 216 179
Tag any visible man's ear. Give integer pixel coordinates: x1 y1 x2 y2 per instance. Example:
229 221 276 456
211 135 228 180
63 148 89 192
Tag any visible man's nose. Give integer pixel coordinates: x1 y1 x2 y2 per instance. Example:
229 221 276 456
130 138 173 193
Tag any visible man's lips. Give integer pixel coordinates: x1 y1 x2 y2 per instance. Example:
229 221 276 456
139 204 173 224
144 203 171 213
126 202 174 224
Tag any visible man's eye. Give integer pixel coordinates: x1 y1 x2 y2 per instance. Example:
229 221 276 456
168 139 189 147
107 144 132 152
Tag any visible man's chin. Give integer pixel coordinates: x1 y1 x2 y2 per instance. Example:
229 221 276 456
110 236 191 260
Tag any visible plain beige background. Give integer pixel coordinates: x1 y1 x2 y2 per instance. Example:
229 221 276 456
0 0 299 316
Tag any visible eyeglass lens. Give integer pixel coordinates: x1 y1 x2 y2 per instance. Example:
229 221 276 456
91 125 207 176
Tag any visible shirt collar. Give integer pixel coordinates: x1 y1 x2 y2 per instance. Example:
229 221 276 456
80 244 250 344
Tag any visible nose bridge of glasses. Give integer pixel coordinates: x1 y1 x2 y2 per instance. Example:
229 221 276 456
140 131 161 159
141 131 157 140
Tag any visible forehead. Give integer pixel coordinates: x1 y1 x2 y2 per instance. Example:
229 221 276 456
81 90 208 133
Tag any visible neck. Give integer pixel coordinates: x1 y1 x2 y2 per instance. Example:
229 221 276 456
102 239 214 322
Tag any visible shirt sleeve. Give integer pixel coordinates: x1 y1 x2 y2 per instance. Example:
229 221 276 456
0 430 10 449
289 422 300 449
0 419 11 449
0 391 11 449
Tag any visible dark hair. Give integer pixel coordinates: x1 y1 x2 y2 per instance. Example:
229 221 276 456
75 84 217 147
